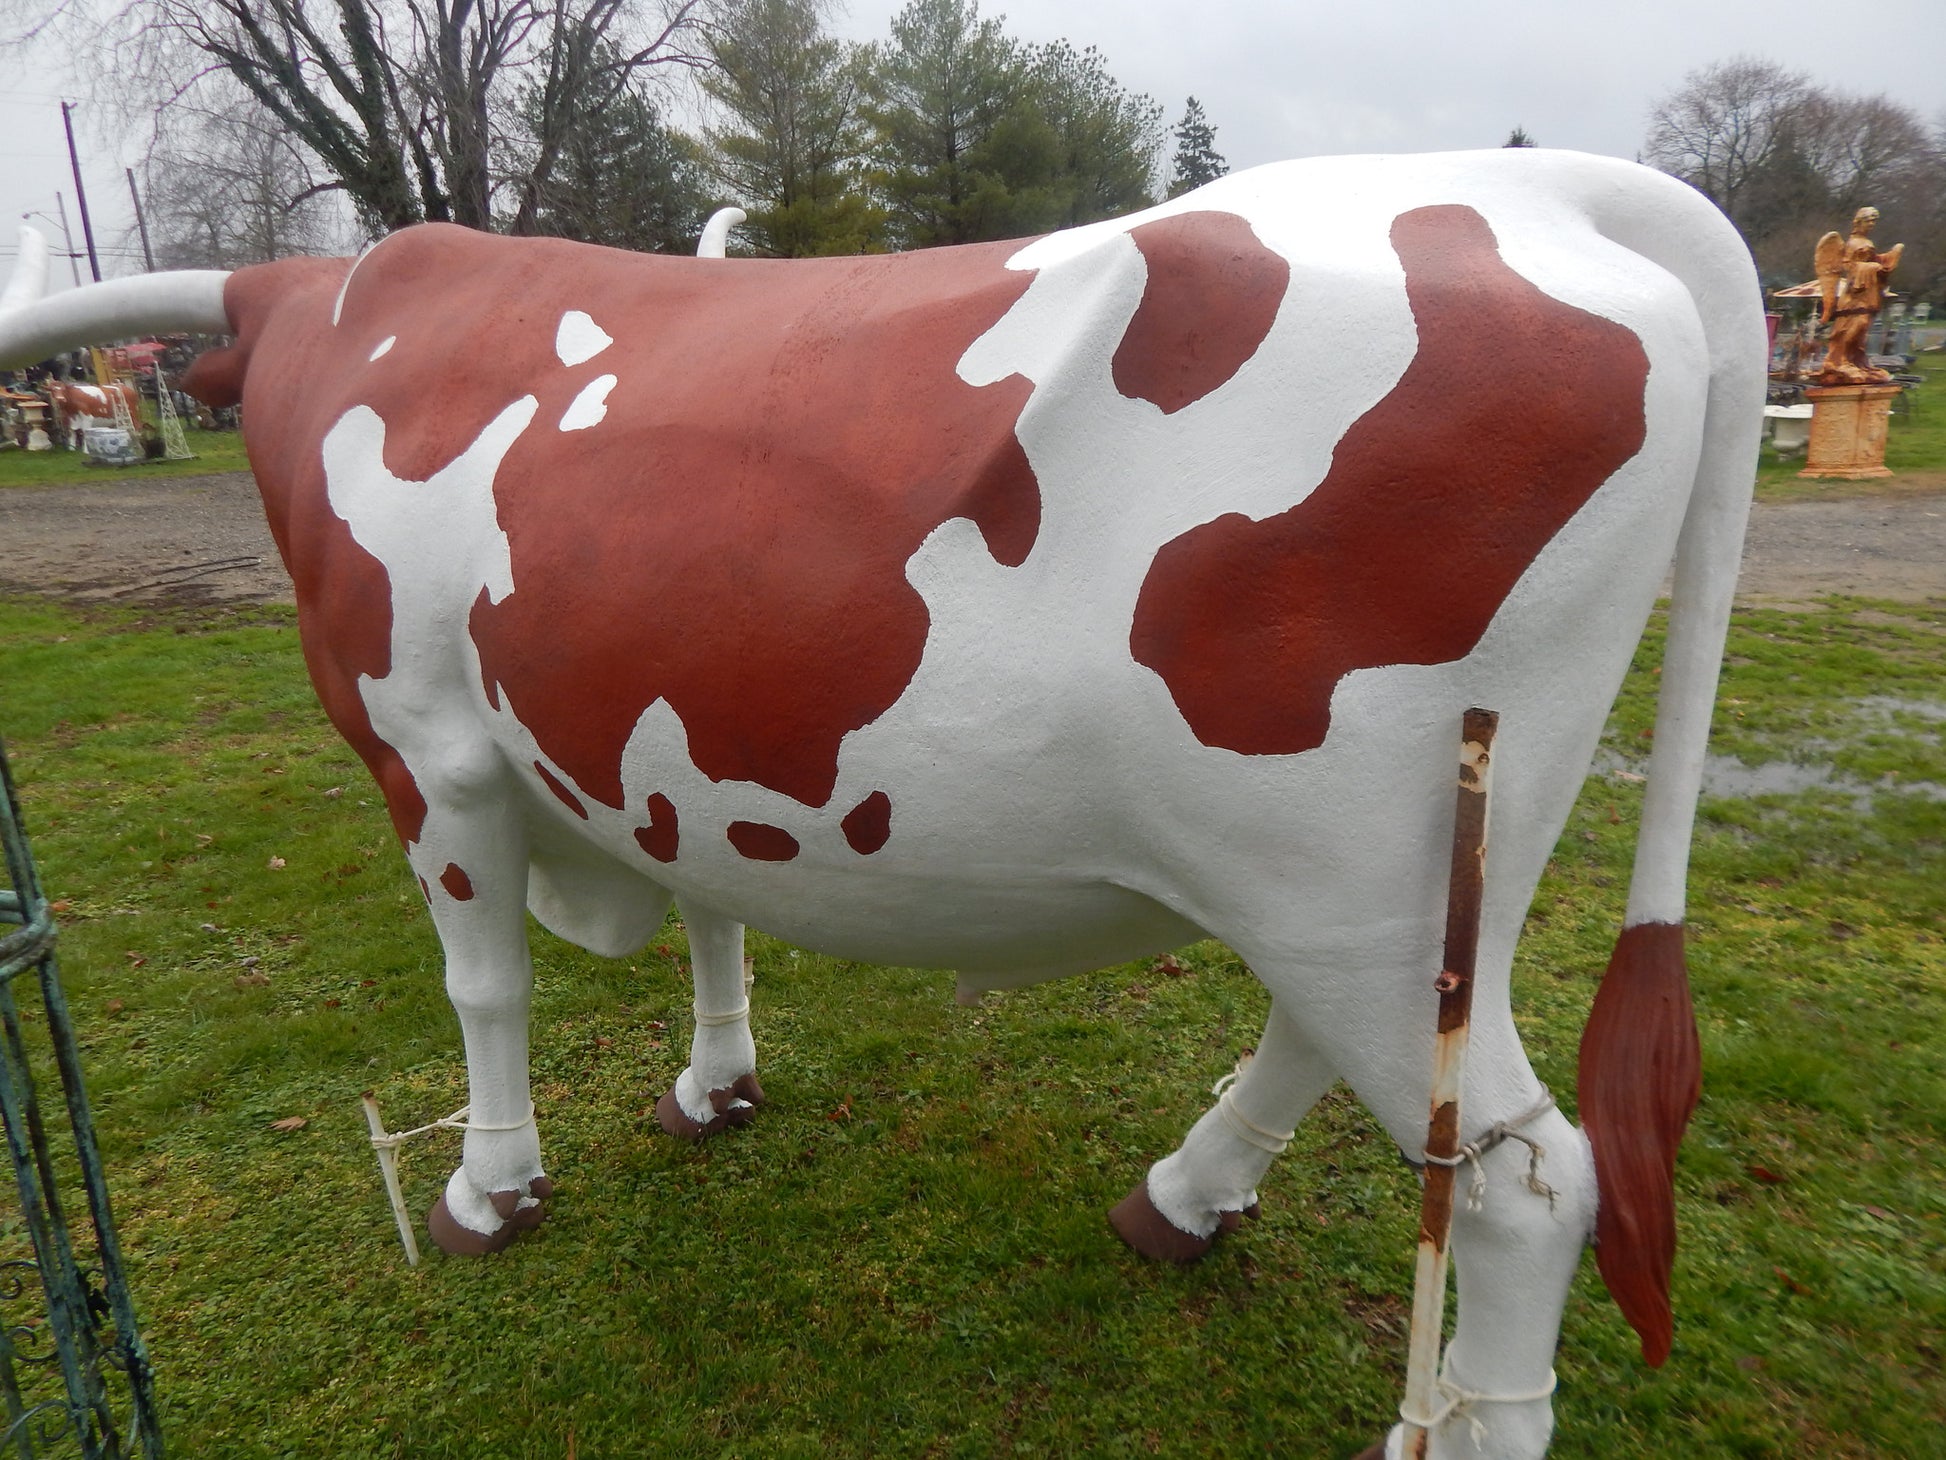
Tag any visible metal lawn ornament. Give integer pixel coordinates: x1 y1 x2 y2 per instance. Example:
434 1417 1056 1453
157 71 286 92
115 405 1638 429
0 149 1765 1459
1812 206 1903 386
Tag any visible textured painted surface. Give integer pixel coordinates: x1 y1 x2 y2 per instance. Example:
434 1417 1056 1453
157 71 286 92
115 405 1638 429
841 791 893 856
636 793 679 863
1130 204 1650 755
1110 211 1288 414
438 862 475 901
535 762 589 819
726 821 800 863
1578 920 1701 1367
436 227 1045 813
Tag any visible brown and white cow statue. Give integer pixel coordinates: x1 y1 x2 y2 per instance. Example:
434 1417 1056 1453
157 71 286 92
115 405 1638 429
0 149 1765 1459
43 379 142 448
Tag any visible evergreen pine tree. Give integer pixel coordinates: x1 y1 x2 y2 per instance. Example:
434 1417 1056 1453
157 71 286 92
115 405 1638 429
1167 96 1228 197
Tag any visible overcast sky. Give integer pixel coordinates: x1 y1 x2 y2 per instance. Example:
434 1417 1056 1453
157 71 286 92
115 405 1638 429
3 0 1943 290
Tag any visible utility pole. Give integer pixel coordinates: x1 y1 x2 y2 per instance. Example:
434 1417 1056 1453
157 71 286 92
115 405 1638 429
126 169 155 272
51 193 82 287
60 101 102 282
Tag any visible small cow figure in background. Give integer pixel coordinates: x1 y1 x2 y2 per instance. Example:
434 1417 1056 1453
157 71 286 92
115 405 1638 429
0 148 1765 1459
42 378 142 450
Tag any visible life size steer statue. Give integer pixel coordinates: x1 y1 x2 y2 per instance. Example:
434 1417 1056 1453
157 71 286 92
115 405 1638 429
0 149 1764 1460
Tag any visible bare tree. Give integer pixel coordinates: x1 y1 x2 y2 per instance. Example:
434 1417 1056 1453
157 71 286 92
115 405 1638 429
136 85 367 268
135 97 360 268
11 1 715 235
1644 58 1943 294
1643 56 1814 236
1795 91 1934 216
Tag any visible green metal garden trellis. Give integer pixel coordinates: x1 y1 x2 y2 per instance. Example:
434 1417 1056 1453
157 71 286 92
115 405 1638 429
0 736 161 1458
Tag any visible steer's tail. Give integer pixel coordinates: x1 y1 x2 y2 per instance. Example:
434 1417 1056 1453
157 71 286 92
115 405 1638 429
0 226 232 370
1572 162 1768 1368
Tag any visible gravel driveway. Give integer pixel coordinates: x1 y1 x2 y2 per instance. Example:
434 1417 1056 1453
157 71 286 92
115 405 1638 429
0 470 1941 608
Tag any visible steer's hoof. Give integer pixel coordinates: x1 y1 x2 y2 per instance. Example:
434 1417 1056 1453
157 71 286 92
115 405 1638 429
655 1073 766 1142
427 1176 554 1257
1108 1179 1260 1264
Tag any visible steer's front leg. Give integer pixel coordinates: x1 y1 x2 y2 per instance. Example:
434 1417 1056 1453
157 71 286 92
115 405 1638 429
657 902 764 1140
418 803 551 1255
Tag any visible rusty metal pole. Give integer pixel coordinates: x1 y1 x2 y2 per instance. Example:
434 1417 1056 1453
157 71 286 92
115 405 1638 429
1400 707 1498 1457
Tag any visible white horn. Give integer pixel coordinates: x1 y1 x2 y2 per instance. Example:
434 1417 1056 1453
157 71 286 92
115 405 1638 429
0 256 232 370
697 207 746 259
1 227 49 313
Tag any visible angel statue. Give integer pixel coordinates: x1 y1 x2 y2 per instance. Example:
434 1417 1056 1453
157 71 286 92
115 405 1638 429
1813 207 1903 385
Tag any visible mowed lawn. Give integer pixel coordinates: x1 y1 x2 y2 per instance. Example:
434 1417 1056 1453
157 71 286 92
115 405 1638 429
0 586 1940 1458
0 428 249 487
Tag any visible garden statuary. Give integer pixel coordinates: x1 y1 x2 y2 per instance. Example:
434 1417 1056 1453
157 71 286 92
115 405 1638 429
1813 206 1903 385
1801 207 1905 479
43 379 142 450
0 149 1766 1460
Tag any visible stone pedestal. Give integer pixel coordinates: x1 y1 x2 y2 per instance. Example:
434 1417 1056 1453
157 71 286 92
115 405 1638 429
1800 384 1899 479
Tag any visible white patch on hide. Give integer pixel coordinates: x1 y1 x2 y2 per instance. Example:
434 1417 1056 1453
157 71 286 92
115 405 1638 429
555 311 613 367
322 399 538 884
369 335 396 361
559 374 617 432
331 240 382 327
324 399 531 612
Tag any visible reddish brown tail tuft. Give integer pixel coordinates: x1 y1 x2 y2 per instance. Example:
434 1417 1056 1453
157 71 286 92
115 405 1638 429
1577 920 1701 1367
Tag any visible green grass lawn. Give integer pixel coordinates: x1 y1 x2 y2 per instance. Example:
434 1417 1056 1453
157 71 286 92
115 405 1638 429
0 427 250 486
0 594 1939 1458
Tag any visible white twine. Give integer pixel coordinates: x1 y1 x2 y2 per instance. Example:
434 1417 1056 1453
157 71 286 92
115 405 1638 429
1210 1046 1254 1098
1419 1087 1558 1213
367 1102 534 1151
1400 1361 1558 1451
1216 1086 1294 1156
694 999 751 1029
1208 1049 1292 1155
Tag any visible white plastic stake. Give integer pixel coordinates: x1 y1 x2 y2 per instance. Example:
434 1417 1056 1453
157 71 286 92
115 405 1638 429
361 1092 421 1267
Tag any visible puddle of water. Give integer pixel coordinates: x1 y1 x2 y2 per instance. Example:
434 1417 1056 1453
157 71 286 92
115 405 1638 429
1852 696 1946 724
1592 747 1946 806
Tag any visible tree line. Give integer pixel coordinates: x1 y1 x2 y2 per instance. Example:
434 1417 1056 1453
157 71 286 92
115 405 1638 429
15 0 1228 267
38 11 1924 297
1642 56 1946 303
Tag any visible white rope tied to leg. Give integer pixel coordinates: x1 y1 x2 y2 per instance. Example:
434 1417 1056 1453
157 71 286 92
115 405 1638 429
359 1093 537 1267
367 1101 535 1151
694 998 750 1029
462 1102 538 1133
1419 1086 1558 1212
1398 1359 1558 1451
1210 1046 1254 1098
1216 1083 1294 1156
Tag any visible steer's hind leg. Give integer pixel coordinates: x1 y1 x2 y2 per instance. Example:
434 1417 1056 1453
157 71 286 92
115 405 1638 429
416 797 553 1256
1111 997 1334 1263
1324 1006 1596 1460
656 902 764 1141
